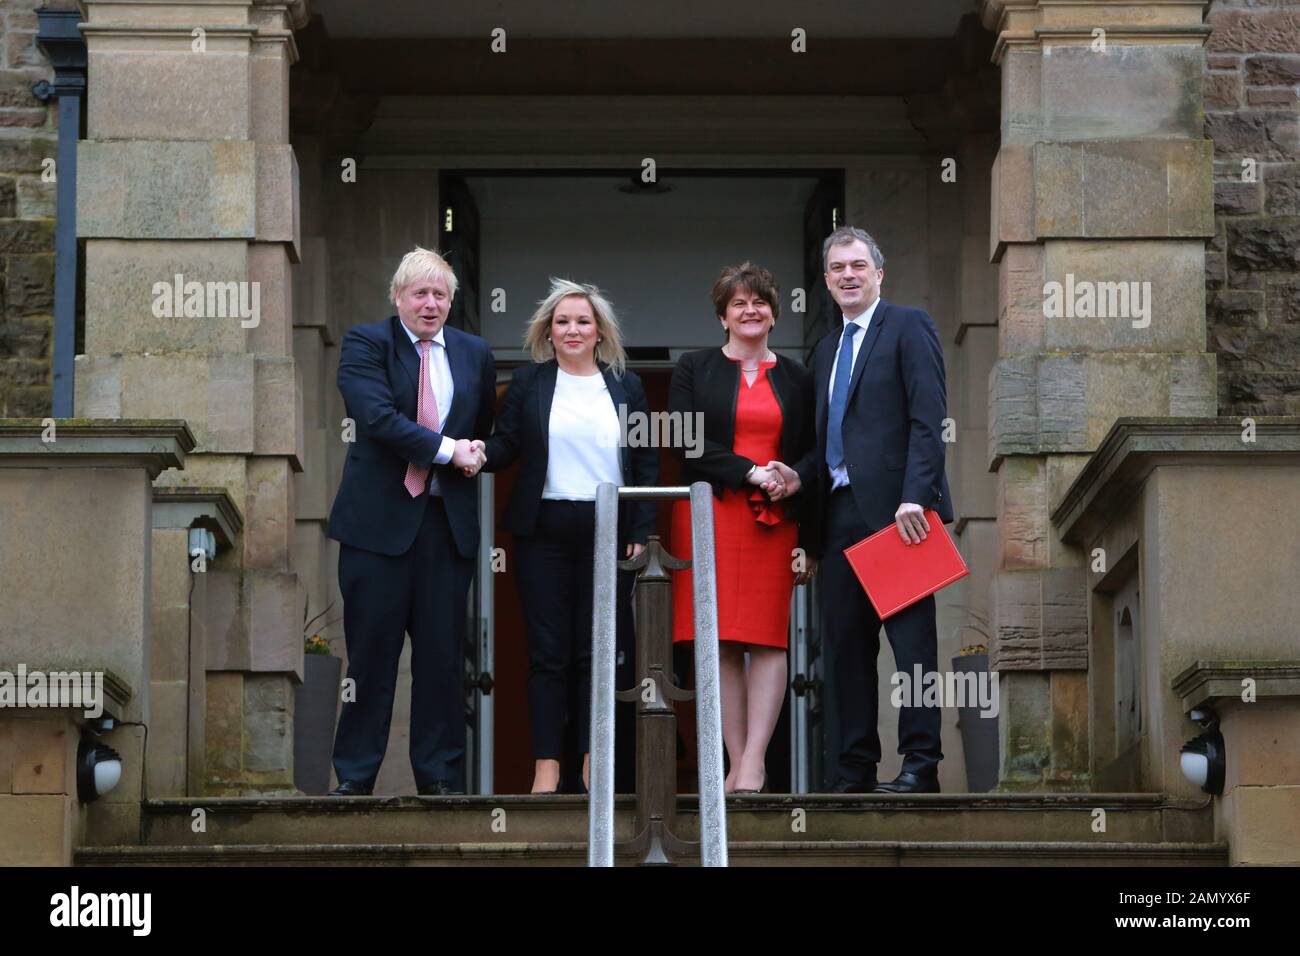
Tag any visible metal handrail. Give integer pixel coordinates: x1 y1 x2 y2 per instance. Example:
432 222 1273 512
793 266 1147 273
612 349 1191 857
589 482 728 867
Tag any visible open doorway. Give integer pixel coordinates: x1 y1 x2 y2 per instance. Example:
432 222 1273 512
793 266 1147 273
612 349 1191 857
444 169 844 794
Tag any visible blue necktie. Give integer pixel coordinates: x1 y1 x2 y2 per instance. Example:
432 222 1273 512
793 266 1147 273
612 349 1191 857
826 322 862 471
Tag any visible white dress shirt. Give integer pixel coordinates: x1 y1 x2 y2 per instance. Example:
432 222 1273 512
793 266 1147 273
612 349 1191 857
543 368 623 499
827 295 882 492
401 321 456 495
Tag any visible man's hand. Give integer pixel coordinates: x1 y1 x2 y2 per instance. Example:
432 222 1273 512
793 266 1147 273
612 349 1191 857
762 460 801 501
895 502 930 545
625 542 646 560
794 555 819 587
454 438 487 476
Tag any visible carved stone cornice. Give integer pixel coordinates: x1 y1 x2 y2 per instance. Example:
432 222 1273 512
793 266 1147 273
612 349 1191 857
1051 416 1300 546
152 486 244 550
979 1 1212 64
1173 661 1300 712
0 419 194 479
252 0 311 63
255 0 310 31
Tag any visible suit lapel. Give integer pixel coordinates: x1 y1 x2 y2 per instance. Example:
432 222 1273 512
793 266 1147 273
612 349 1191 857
391 316 420 397
846 298 888 403
813 332 836 434
537 360 559 453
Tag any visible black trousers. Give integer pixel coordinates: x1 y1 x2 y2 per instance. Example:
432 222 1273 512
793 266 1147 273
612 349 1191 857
332 495 473 790
514 499 635 762
821 488 943 782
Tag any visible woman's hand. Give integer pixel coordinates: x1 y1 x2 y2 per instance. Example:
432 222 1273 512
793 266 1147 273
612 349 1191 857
746 464 778 488
762 461 801 500
625 542 646 560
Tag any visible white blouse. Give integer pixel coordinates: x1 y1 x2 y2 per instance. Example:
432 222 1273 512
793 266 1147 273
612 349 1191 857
542 368 624 500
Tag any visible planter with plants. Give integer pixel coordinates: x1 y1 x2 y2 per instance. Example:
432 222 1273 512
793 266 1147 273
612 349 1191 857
294 601 343 795
950 607 999 793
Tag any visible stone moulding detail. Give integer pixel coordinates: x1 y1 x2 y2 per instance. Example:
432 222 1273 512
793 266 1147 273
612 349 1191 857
0 419 196 478
1172 660 1300 712
1050 416 1300 545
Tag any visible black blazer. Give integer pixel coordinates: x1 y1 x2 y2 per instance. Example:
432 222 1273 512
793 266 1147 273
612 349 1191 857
483 360 658 545
795 298 954 545
327 316 497 560
667 347 818 553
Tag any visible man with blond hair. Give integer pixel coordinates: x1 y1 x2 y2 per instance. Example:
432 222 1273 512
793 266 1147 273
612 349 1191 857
326 246 496 795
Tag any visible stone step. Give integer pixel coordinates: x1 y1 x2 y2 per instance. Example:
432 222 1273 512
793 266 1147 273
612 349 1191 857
119 792 1213 849
682 793 1214 845
75 840 1228 867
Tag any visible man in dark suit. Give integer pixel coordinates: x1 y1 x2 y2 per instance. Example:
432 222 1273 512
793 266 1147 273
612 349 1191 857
326 246 496 796
769 226 953 794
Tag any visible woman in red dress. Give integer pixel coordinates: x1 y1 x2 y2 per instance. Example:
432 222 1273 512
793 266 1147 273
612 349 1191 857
668 262 818 794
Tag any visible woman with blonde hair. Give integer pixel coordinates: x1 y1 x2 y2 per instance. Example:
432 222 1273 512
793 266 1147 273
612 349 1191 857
481 279 658 793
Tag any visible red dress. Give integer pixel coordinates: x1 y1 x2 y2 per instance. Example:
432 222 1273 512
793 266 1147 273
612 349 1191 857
671 358 798 648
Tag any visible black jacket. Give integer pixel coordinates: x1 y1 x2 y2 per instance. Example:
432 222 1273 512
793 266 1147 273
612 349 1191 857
327 316 496 559
483 360 658 545
667 347 819 553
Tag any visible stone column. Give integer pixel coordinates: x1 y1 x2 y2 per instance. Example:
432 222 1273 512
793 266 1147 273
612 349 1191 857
0 419 191 861
75 0 310 794
148 488 242 797
980 0 1218 789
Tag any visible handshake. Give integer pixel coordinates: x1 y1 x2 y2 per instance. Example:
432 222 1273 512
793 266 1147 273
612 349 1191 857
748 460 801 501
453 438 487 478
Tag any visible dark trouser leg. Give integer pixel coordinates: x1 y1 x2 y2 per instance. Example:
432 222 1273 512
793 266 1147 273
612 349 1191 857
407 497 473 789
821 490 882 783
566 502 596 756
613 565 638 793
332 537 414 787
882 594 943 775
514 504 577 761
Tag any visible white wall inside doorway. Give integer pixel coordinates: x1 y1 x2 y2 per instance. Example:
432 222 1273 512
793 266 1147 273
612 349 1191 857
466 174 818 357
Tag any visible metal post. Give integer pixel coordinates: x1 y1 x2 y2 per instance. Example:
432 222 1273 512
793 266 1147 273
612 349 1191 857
34 10 87 419
688 481 728 867
588 483 728 867
588 481 620 866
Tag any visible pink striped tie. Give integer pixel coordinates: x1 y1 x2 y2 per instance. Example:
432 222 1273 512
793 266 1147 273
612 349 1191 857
403 339 441 497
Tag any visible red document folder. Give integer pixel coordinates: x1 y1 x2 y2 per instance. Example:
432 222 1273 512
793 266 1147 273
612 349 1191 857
842 509 969 620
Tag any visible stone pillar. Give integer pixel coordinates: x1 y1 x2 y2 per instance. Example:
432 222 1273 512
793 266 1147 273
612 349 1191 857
0 419 192 861
75 0 310 794
980 0 1218 789
148 488 242 797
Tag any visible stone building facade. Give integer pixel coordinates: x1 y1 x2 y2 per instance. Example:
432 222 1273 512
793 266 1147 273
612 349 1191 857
1 0 1298 865
1204 0 1300 416
0 0 58 417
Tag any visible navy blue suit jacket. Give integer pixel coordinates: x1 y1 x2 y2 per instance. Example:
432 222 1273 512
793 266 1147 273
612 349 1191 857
482 360 658 546
797 298 954 555
327 316 497 559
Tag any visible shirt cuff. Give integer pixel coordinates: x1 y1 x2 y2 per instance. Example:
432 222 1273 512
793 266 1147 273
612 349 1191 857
433 435 455 466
